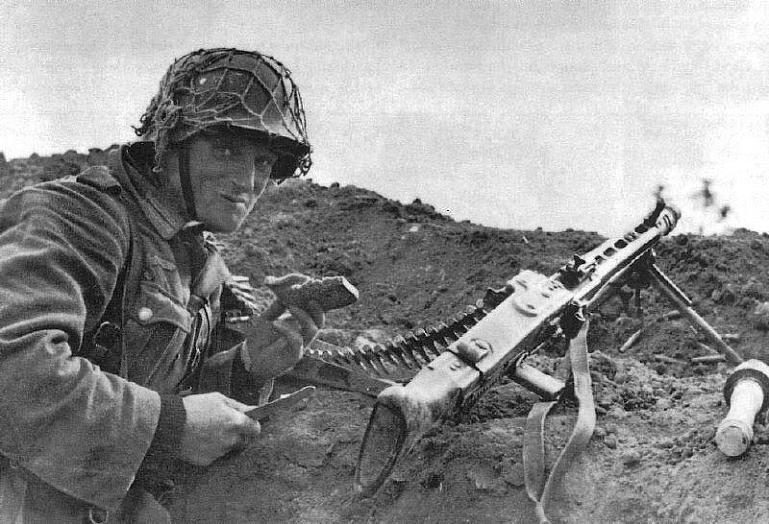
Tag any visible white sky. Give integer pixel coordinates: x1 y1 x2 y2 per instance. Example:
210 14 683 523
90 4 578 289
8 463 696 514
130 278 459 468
2 1 768 235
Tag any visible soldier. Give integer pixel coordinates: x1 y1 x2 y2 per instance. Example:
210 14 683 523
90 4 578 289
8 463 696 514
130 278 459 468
0 48 323 522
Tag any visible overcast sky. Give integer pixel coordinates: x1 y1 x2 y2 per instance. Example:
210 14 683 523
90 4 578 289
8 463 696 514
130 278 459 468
2 1 768 235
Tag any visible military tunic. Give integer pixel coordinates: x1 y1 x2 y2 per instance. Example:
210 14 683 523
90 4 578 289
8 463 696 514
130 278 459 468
0 143 246 521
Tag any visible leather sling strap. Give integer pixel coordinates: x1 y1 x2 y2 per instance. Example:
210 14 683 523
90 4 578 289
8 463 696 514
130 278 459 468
523 320 596 524
178 246 234 392
177 143 197 220
116 194 143 379
80 165 143 378
187 248 230 313
101 154 150 379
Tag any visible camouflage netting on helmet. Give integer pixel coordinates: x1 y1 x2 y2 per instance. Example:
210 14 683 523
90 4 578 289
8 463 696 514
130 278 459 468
134 48 312 178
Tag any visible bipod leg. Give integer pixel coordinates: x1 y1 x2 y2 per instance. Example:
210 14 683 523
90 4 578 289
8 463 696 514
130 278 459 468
646 263 743 366
510 362 566 401
634 286 643 318
617 286 634 317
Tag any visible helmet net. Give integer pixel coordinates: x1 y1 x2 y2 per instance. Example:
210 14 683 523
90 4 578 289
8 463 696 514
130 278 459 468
134 48 312 179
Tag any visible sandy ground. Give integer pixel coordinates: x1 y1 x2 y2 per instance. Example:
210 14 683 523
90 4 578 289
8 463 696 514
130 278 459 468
168 358 769 523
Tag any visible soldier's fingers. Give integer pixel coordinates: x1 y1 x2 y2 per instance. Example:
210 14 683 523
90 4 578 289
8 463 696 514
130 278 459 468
286 305 321 344
223 395 257 413
230 419 261 453
240 417 261 438
264 273 311 288
304 300 325 330
272 321 304 351
230 287 260 310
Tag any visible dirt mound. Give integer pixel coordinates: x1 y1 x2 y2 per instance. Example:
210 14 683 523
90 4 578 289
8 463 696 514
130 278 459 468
191 178 769 523
0 147 120 197
4 153 769 522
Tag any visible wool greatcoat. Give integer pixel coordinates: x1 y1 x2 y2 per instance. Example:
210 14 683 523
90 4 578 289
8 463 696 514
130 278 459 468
0 142 253 522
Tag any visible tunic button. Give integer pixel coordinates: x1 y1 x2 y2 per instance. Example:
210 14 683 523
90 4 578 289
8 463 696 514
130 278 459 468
138 307 153 321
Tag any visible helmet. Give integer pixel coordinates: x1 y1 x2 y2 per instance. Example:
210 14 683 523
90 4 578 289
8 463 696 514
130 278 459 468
135 48 311 179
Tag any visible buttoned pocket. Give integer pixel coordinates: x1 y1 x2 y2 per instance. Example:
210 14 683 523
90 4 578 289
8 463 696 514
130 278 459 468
129 282 192 332
123 281 193 390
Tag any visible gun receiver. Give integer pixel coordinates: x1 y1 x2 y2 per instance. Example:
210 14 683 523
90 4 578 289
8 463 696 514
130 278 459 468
355 202 688 495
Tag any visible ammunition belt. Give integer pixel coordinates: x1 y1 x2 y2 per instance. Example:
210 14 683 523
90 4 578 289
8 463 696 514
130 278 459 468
306 284 513 378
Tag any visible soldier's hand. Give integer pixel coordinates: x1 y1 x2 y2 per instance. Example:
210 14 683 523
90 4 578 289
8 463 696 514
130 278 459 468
179 392 261 466
241 301 325 382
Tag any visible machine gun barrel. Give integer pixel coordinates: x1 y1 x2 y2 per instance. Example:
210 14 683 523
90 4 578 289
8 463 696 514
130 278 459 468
355 202 680 496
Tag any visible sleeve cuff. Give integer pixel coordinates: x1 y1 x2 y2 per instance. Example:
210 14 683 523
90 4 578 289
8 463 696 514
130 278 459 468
152 394 186 454
134 394 186 487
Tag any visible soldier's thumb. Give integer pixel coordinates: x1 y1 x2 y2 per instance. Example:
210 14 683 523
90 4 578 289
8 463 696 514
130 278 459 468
223 396 256 414
264 273 310 289
242 418 261 437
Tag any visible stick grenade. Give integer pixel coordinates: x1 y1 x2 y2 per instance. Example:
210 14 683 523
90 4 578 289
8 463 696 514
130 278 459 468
715 359 769 457
261 275 360 320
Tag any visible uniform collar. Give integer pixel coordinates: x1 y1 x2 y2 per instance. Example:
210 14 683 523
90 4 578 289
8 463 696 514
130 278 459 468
110 142 204 240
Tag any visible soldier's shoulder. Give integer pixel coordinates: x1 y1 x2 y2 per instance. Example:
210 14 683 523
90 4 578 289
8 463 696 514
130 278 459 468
73 165 122 195
30 166 131 232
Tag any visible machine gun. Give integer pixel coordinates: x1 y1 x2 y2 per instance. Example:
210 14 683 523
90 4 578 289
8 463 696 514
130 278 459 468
260 200 740 521
289 200 737 519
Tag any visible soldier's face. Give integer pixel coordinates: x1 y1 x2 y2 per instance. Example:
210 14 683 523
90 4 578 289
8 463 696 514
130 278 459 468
186 131 277 233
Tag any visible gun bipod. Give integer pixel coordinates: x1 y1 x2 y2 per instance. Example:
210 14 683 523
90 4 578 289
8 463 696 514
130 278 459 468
645 262 743 366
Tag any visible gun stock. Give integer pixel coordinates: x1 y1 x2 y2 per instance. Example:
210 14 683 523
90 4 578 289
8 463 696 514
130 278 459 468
355 202 681 495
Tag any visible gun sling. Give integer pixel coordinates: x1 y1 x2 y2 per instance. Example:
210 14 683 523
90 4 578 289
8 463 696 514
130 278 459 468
524 319 595 524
